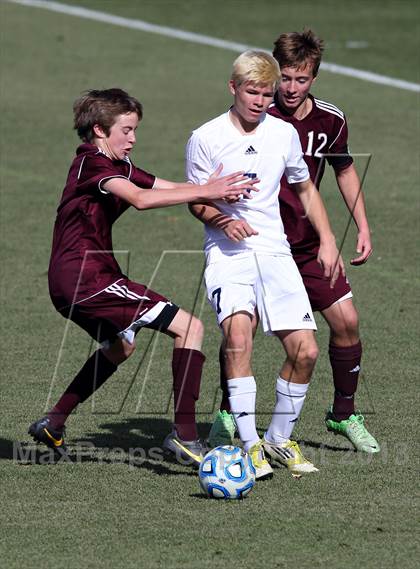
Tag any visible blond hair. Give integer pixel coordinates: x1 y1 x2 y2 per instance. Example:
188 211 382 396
231 50 280 88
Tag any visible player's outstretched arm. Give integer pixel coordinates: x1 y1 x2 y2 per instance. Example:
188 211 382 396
335 164 373 265
293 178 345 288
102 172 258 210
188 202 258 242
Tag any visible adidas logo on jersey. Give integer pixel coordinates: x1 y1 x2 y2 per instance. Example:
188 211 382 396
302 313 313 322
245 145 257 155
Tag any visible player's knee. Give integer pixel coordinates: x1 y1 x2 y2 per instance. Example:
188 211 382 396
186 316 204 343
345 310 359 336
103 338 136 365
331 312 359 343
225 332 252 358
123 340 136 359
295 342 319 371
306 343 319 366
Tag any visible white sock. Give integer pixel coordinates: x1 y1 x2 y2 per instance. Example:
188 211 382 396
227 376 259 452
265 377 309 444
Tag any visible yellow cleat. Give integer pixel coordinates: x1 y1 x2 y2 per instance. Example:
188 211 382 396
263 438 318 476
248 440 273 481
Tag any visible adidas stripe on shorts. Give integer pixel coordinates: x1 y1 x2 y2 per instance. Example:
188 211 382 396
60 277 179 344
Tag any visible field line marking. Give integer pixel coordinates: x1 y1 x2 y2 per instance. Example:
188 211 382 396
4 0 420 93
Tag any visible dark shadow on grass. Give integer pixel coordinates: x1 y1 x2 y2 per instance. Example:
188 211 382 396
78 416 211 450
6 417 213 476
12 439 197 475
72 416 210 476
0 437 69 465
0 437 15 460
77 416 173 451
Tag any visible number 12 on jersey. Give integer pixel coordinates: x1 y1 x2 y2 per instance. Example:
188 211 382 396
305 131 327 157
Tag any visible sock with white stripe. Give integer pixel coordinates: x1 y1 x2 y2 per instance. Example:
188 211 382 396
265 377 309 444
227 376 259 452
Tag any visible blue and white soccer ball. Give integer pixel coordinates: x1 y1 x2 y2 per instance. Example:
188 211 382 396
198 445 256 500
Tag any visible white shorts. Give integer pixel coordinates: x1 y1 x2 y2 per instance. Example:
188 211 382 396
204 253 316 335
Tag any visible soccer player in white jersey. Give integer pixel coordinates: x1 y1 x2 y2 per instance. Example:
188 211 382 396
186 51 344 478
209 30 380 455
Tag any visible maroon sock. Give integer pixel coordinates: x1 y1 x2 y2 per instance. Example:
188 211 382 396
219 345 231 412
172 348 205 441
329 341 362 421
48 349 118 428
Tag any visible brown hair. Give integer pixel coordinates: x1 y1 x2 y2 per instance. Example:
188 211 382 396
73 88 143 142
273 29 324 77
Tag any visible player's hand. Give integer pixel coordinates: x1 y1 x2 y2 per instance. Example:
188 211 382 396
223 187 259 203
350 230 373 265
317 239 345 289
223 220 258 242
204 165 259 201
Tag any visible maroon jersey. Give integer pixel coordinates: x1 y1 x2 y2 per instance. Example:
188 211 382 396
48 143 155 310
269 93 353 251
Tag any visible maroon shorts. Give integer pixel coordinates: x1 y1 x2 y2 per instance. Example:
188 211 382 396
293 248 352 312
58 277 179 343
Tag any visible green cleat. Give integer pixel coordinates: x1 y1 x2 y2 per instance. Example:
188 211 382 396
325 408 380 453
208 410 236 448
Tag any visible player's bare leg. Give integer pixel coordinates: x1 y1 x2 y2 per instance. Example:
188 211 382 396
221 312 272 480
209 313 258 447
276 329 319 384
221 312 255 451
268 329 318 440
221 312 254 378
321 298 380 452
263 329 319 476
102 336 136 364
164 308 204 350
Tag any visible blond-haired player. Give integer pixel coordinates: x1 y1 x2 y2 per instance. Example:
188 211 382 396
187 51 344 478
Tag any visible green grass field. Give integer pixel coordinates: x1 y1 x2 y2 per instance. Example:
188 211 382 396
0 1 419 567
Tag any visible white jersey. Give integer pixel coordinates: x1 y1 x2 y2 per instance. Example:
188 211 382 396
186 110 309 263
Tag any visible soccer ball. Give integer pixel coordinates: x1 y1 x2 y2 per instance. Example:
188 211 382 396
198 445 256 500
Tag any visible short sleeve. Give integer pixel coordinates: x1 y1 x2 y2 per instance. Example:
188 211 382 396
77 153 124 194
185 132 213 185
130 165 156 189
285 127 310 184
327 115 353 172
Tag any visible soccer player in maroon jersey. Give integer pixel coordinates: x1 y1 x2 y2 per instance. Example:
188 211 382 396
28 88 257 465
208 30 379 453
